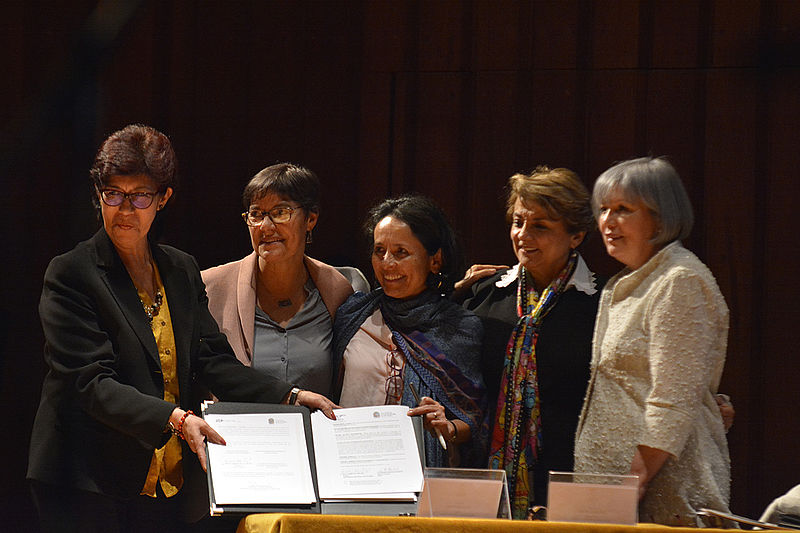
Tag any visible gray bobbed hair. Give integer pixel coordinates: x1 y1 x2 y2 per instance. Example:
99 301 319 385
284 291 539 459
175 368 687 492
592 156 694 246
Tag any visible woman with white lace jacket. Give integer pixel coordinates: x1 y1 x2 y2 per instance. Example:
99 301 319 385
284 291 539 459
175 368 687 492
574 156 731 526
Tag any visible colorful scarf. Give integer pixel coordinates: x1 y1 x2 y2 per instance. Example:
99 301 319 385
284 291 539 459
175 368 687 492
488 250 578 518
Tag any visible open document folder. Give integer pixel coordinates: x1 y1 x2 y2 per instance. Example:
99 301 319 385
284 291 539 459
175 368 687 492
311 405 424 501
202 402 424 514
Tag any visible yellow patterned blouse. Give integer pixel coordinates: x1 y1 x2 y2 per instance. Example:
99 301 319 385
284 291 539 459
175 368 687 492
139 263 183 498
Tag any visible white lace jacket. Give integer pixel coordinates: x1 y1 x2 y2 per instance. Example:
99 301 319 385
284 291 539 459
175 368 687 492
574 241 731 526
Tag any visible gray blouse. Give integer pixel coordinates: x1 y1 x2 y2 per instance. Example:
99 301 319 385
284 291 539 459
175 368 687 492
252 278 333 396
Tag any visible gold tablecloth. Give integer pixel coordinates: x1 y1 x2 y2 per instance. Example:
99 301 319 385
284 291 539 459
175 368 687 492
236 513 723 533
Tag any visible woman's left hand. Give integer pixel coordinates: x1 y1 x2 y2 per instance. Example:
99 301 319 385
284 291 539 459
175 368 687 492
408 396 454 439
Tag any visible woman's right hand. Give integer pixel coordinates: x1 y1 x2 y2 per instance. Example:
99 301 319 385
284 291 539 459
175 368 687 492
453 264 509 295
170 408 225 472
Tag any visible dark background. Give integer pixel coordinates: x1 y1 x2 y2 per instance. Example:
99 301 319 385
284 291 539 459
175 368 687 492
2 0 799 529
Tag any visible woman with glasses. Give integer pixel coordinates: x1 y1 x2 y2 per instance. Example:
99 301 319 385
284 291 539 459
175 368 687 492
332 195 487 468
27 125 336 533
202 163 369 398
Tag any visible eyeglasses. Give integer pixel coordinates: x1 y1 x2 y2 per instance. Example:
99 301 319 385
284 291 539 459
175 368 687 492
242 206 298 226
98 188 157 209
385 349 405 404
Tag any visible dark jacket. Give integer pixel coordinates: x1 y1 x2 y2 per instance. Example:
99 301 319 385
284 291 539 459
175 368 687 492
462 267 604 505
28 229 291 520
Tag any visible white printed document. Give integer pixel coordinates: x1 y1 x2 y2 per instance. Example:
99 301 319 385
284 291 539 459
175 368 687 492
205 412 316 505
311 405 424 500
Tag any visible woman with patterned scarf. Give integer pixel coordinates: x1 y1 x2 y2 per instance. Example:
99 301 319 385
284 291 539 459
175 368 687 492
333 195 488 469
456 167 600 518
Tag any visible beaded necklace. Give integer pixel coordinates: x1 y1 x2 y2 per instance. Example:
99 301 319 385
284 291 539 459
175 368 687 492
488 249 578 518
141 290 163 322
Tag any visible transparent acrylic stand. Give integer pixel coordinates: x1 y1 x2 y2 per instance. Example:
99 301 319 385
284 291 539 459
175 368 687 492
416 468 511 519
547 471 639 525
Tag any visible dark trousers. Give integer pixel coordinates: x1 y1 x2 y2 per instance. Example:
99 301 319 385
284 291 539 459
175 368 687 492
29 480 239 533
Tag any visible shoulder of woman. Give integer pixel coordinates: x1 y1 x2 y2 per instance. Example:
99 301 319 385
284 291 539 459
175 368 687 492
43 234 102 282
335 289 378 321
200 254 250 285
658 247 721 288
440 297 484 329
647 258 728 317
461 269 513 308
474 268 514 295
153 243 200 271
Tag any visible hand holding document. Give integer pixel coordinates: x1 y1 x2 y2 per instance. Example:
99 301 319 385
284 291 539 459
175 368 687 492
409 382 448 450
311 405 424 500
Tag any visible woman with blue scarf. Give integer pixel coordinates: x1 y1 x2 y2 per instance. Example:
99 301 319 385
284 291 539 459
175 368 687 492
332 195 488 468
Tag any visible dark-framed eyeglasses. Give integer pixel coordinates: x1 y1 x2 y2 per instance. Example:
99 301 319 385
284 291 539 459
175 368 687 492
98 188 157 209
385 349 405 404
242 206 298 227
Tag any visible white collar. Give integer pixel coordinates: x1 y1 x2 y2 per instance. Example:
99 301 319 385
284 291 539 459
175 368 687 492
496 254 597 295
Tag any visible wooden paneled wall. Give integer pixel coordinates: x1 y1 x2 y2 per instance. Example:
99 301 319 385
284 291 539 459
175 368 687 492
3 1 798 527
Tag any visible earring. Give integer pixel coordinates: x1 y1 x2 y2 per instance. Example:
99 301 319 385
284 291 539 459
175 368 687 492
428 271 444 291
305 230 313 244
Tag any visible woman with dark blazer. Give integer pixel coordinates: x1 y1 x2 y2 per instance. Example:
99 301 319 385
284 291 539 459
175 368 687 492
455 167 600 518
27 124 336 533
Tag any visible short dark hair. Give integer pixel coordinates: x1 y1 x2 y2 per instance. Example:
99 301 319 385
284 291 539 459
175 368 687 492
364 195 463 295
89 124 177 211
242 163 320 214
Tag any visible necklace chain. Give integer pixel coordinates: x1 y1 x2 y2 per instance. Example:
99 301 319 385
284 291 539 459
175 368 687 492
141 290 163 322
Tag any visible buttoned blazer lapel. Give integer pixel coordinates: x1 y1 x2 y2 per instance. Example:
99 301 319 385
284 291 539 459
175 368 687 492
93 230 160 366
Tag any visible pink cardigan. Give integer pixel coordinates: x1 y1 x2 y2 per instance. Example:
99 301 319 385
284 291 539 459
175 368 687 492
201 253 354 366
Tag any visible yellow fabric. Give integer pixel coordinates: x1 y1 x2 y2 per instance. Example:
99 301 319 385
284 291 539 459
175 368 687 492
235 514 723 533
140 264 183 498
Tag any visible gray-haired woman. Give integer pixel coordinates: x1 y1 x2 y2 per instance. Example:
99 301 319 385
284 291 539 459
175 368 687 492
574 156 732 526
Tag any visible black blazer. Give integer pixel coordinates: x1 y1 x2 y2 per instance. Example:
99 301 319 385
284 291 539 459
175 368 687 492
27 229 291 518
462 268 604 506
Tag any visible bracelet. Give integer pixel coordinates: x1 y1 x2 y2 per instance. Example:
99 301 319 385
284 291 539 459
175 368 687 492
448 419 458 442
170 410 193 441
288 387 302 406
